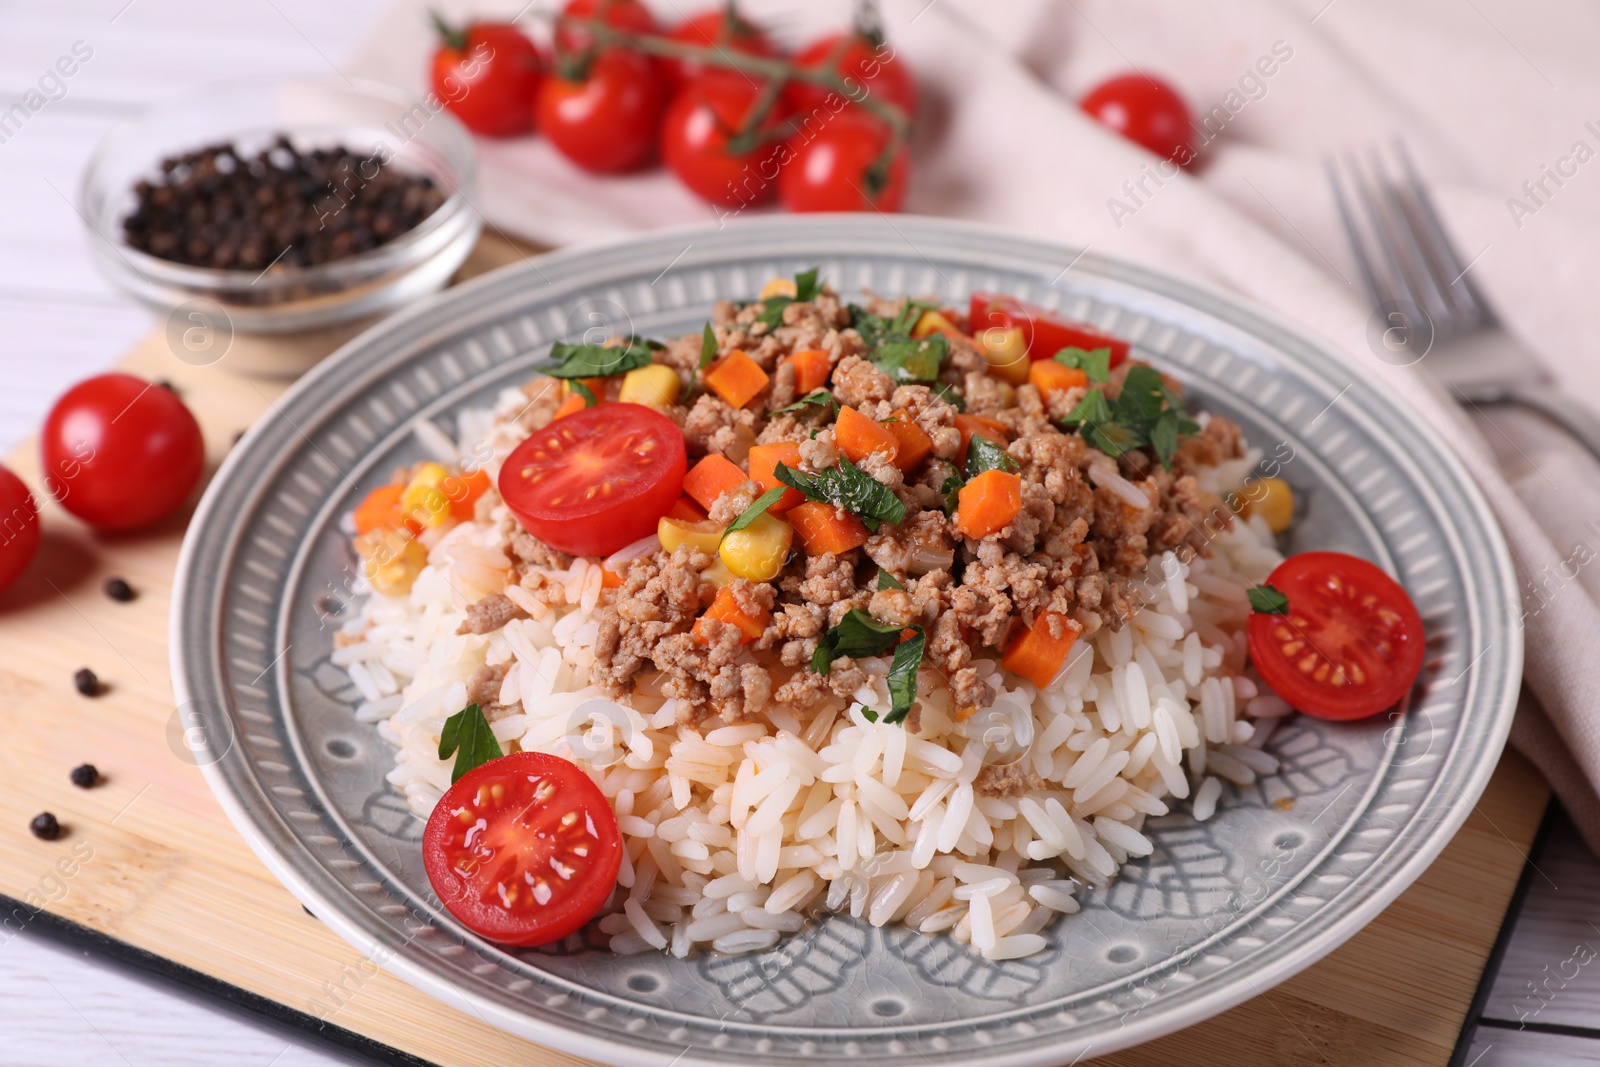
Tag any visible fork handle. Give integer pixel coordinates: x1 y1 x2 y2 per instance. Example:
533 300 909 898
1456 382 1600 463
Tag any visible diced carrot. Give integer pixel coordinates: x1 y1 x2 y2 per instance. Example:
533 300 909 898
553 392 586 421
602 568 625 589
788 500 870 555
666 495 707 522
1028 360 1089 400
1002 611 1082 688
353 483 406 535
912 309 965 340
834 405 899 465
954 469 1022 539
443 469 493 522
787 349 832 395
884 409 933 473
704 349 770 408
563 376 608 401
746 442 806 513
682 453 749 512
954 413 1009 468
692 585 771 644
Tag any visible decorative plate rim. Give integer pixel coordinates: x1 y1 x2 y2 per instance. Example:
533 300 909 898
172 214 1522 1067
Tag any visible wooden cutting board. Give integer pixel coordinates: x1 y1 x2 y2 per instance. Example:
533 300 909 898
0 233 1549 1067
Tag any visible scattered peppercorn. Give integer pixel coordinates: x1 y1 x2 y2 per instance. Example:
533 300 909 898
30 813 61 840
122 136 447 272
230 430 246 448
104 577 136 602
70 764 100 789
73 668 100 697
154 379 176 392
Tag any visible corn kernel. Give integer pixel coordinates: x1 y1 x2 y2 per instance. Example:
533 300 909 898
719 512 794 581
400 462 452 528
658 516 726 556
1243 476 1295 533
701 559 736 589
759 277 797 300
977 326 1030 385
912 309 961 339
356 529 428 598
618 363 680 407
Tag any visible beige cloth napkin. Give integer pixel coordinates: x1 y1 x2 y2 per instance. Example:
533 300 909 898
348 0 1600 853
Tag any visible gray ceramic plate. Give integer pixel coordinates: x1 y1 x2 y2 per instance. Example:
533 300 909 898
172 216 1520 1066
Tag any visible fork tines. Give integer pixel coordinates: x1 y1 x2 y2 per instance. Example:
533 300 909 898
1325 141 1491 340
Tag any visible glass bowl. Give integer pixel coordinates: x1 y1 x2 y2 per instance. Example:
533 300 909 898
80 77 482 335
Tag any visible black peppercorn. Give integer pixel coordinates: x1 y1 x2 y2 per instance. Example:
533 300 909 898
70 764 100 789
122 138 445 272
104 577 136 602
30 813 61 840
73 668 100 696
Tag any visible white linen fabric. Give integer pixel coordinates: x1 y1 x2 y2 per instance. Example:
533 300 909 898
348 0 1600 852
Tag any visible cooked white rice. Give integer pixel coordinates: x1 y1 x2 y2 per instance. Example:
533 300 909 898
336 387 1285 961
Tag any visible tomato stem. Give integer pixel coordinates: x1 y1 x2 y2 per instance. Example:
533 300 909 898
550 15 911 159
429 11 467 54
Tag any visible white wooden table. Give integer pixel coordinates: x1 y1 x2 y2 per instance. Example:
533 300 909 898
3 2 1600 1064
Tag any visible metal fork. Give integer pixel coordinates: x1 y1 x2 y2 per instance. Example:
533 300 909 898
1326 141 1600 459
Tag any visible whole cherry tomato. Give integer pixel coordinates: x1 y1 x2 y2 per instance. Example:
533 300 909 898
778 110 907 213
535 49 665 173
662 71 791 206
1081 74 1194 166
41 374 205 531
786 32 917 120
0 465 40 594
429 18 543 137
554 0 658 57
662 6 778 90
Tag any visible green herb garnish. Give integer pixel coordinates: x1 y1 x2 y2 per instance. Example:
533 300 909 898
964 435 1019 480
1248 584 1290 615
794 267 821 303
812 609 903 674
932 382 967 413
438 703 504 783
699 323 718 370
773 459 906 531
1053 346 1112 383
625 335 666 351
724 486 786 538
877 569 905 591
569 379 598 407
872 333 946 384
882 627 925 724
1060 365 1199 469
939 472 965 517
814 611 923 725
537 340 654 379
772 389 837 415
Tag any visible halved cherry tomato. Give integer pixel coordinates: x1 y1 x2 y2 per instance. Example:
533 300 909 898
0 465 41 594
430 19 543 137
778 109 907 213
535 48 664 173
41 373 205 531
499 403 685 557
662 71 791 206
423 751 622 947
1247 552 1425 721
786 32 917 119
968 293 1130 367
1081 74 1194 166
554 0 658 56
662 6 777 89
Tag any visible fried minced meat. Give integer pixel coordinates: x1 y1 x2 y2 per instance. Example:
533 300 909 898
513 286 1242 723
